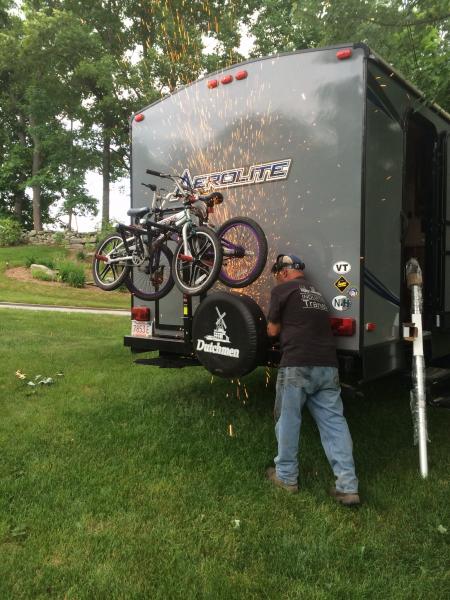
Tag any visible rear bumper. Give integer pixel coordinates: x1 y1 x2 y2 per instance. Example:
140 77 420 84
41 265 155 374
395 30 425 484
124 334 193 355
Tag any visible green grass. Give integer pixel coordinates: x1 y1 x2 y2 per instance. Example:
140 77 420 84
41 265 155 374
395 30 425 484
30 268 56 282
0 310 449 599
0 245 128 309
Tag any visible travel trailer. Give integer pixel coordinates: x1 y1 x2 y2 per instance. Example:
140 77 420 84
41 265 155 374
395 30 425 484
124 43 450 383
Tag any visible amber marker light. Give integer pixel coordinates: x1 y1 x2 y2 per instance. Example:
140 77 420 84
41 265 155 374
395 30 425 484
207 79 218 89
134 113 145 122
221 74 233 84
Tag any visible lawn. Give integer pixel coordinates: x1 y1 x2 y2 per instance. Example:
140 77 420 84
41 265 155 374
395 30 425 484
0 245 129 309
0 309 449 599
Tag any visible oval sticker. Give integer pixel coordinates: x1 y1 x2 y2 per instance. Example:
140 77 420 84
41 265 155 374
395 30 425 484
332 295 352 312
333 261 351 275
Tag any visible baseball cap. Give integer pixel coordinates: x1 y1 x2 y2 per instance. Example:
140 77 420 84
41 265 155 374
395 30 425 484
271 254 305 273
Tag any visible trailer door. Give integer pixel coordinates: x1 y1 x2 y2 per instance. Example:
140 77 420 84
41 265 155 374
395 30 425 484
438 133 450 329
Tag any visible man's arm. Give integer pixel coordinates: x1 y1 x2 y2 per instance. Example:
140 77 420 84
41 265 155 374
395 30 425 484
267 321 281 338
267 287 282 338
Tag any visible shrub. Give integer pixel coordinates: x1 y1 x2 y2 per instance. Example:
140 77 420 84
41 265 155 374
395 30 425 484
76 250 86 261
31 268 56 282
53 231 65 244
0 217 23 247
25 255 37 268
57 261 86 288
96 220 117 241
25 255 56 269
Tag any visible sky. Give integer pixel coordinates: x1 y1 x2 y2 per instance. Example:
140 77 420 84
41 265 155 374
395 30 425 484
66 28 255 232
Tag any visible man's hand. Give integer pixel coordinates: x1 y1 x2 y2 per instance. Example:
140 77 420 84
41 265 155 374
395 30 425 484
267 321 280 338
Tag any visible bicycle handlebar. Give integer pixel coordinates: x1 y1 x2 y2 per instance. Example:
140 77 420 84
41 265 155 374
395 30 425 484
146 169 168 178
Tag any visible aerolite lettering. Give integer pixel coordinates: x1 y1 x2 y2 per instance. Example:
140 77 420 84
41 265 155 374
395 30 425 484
182 159 292 191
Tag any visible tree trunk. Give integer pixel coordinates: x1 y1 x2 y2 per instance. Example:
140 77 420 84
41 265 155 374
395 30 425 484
68 208 73 231
102 132 111 226
15 115 27 223
13 193 24 221
29 115 43 232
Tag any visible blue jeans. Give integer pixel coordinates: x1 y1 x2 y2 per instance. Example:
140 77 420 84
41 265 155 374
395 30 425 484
274 366 358 493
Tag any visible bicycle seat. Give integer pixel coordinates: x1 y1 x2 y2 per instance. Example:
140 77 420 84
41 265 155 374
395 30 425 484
198 192 224 205
127 207 150 218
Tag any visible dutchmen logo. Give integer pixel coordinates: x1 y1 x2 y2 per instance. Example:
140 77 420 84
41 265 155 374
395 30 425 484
181 158 292 191
196 307 240 358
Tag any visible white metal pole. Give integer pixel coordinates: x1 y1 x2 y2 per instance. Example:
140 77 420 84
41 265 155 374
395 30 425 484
406 258 428 478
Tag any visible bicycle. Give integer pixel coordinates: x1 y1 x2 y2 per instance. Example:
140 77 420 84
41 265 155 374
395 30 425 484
93 169 268 299
93 171 223 299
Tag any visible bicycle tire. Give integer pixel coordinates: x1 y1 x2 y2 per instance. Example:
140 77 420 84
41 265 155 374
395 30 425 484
92 234 131 291
126 243 175 301
172 226 223 295
216 217 268 288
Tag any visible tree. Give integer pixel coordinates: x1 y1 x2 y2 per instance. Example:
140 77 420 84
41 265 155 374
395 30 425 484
243 0 450 109
0 5 100 230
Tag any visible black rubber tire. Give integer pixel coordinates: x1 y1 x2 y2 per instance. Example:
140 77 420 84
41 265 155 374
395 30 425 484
126 244 175 301
92 234 131 291
192 291 268 378
172 226 223 296
216 216 268 288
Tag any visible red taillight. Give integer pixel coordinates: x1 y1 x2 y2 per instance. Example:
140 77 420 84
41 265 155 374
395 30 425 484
131 307 150 321
134 113 145 122
336 48 352 60
365 322 376 332
207 79 218 89
221 74 233 85
235 70 248 80
330 317 356 336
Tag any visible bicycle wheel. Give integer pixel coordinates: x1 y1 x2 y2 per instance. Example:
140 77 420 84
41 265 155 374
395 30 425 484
172 225 223 295
93 234 131 291
216 217 268 288
126 244 175 301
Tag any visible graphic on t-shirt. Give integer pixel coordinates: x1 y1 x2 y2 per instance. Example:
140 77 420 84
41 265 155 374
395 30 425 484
298 283 328 310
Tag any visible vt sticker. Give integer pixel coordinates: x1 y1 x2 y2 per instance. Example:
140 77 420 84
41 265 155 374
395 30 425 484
333 261 351 274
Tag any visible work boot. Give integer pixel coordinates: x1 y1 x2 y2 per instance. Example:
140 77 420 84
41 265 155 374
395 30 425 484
329 487 360 507
265 467 298 494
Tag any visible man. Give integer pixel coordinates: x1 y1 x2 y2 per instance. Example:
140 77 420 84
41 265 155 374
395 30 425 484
265 254 359 506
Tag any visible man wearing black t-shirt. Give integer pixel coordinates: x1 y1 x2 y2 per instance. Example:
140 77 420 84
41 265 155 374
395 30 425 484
265 254 359 506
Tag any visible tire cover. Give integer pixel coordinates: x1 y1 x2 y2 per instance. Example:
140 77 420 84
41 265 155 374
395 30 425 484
192 291 268 378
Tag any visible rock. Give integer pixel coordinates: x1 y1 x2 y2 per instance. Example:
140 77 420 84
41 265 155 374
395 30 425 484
29 230 37 237
30 264 57 279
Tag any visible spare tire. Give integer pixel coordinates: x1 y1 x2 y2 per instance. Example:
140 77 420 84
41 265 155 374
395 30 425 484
192 291 268 378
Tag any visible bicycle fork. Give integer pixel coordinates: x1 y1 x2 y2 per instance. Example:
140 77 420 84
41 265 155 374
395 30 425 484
178 221 194 262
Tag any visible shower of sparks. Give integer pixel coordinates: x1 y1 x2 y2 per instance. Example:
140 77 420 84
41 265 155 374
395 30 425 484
265 367 271 388
141 28 333 314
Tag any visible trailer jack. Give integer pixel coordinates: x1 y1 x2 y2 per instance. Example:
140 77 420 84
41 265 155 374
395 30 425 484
404 258 428 478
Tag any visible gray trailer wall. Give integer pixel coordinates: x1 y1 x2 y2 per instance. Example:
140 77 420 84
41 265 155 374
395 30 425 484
132 47 365 352
363 61 405 369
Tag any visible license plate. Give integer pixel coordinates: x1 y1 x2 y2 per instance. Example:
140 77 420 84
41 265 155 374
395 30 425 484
131 320 153 337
